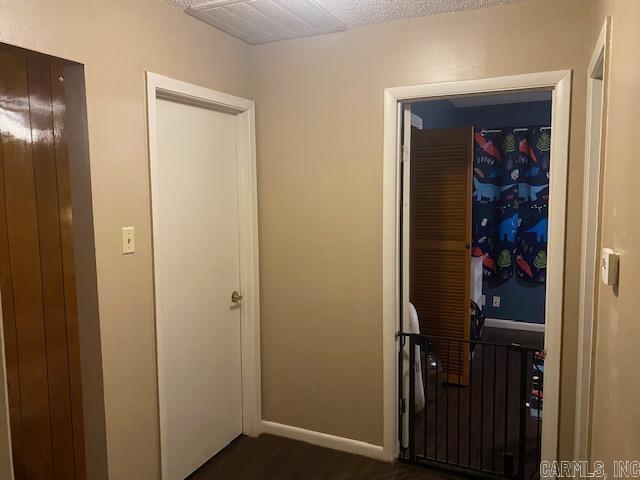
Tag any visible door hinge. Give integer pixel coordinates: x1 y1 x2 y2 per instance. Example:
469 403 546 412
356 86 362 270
400 398 407 415
402 144 409 164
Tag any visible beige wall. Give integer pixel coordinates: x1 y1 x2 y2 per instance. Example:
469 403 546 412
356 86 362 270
253 0 593 455
589 0 640 465
0 0 617 476
0 0 252 478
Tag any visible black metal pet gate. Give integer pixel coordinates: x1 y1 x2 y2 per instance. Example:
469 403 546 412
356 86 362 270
399 333 543 480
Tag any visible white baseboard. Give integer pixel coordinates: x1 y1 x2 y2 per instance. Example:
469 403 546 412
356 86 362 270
485 318 545 333
260 420 386 461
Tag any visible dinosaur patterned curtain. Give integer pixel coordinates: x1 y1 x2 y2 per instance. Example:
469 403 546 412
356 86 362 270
472 127 550 283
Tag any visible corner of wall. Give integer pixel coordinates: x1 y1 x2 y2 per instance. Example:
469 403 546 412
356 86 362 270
63 64 109 480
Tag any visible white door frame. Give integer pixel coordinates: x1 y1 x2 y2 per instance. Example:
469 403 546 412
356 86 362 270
575 17 611 462
382 70 572 462
146 72 261 477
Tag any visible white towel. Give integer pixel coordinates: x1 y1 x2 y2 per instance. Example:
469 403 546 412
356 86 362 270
402 303 426 448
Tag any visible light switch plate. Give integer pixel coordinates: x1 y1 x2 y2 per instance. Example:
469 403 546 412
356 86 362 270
121 226 135 254
601 248 619 286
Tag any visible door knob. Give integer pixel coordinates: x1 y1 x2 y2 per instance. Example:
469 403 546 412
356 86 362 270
231 291 243 303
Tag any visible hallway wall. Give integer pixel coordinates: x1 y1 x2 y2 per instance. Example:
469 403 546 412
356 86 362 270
252 0 593 458
0 0 611 476
589 0 640 466
0 0 253 478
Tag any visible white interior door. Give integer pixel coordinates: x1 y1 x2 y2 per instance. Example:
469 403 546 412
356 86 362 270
154 97 243 480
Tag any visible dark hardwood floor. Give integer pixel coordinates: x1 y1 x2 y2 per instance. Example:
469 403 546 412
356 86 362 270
187 327 543 480
188 434 460 480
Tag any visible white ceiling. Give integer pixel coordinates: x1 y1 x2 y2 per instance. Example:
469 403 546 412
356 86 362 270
167 0 524 44
313 0 521 28
185 0 346 45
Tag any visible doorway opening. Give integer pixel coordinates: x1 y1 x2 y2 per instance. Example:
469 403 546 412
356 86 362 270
382 71 572 475
401 90 551 479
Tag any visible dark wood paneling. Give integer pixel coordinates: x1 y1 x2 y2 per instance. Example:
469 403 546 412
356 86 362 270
0 48 55 479
0 113 24 480
0 43 76 68
27 56 77 480
410 127 473 385
0 45 85 480
51 62 86 480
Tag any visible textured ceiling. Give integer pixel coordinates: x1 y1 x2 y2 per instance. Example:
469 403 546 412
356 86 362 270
313 0 522 28
186 0 346 44
167 0 525 43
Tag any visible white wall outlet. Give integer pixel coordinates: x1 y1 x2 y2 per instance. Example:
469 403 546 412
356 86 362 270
480 294 486 307
121 226 135 254
601 247 619 286
492 296 501 308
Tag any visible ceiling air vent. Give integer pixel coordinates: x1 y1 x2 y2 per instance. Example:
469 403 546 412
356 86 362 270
187 0 346 45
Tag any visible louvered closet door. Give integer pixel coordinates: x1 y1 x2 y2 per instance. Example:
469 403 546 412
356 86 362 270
410 127 472 385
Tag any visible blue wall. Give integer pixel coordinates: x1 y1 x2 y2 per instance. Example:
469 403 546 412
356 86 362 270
412 99 551 324
412 100 552 130
481 276 546 323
